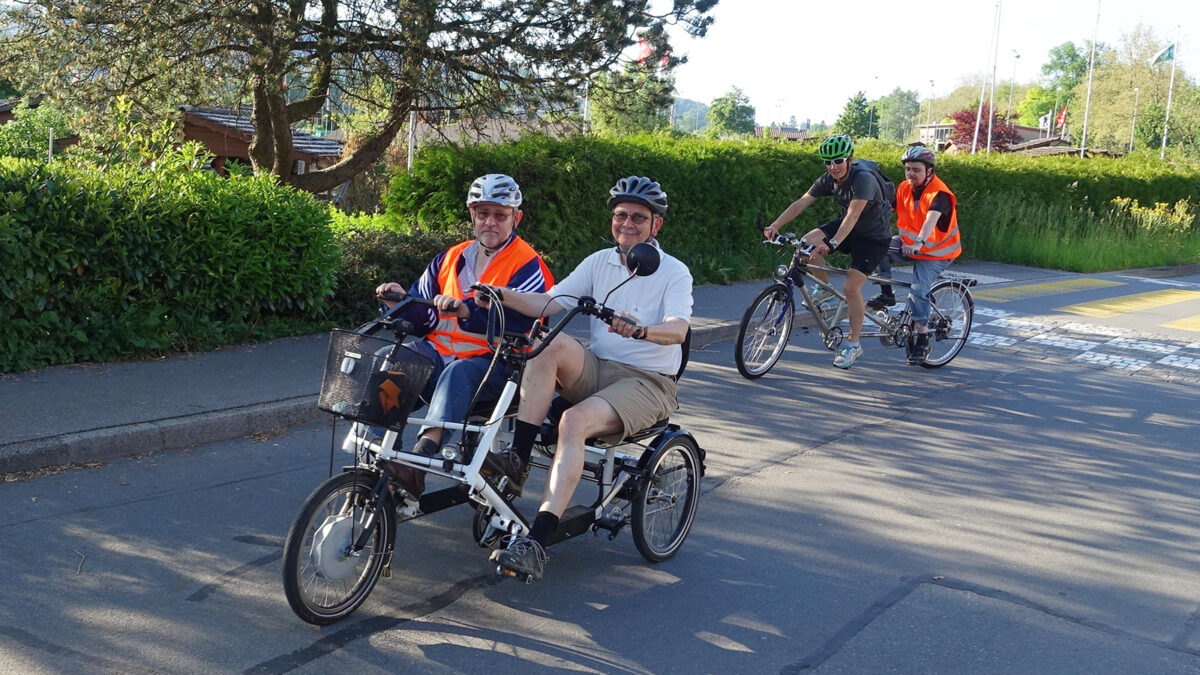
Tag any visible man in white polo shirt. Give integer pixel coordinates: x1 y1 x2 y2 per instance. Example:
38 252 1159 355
476 175 693 581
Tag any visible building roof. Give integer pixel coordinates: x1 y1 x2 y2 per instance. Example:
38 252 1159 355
180 105 344 158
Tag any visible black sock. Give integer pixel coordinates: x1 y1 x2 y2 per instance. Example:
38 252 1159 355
879 284 894 296
528 511 559 545
512 420 539 464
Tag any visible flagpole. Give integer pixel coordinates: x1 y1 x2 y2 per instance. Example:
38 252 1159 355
1160 25 1179 159
1079 0 1100 158
986 3 1001 153
972 1 1000 154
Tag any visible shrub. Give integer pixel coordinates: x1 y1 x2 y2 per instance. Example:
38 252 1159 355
386 134 1199 281
0 153 338 372
326 210 463 325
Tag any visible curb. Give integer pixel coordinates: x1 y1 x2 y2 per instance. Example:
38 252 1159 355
2 320 761 475
0 396 325 475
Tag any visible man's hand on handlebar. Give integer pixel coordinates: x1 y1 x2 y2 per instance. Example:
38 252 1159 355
608 310 644 340
470 283 503 310
432 294 469 320
762 224 780 241
375 282 406 308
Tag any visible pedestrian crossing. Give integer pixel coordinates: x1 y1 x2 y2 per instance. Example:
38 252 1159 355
971 278 1124 303
963 275 1200 381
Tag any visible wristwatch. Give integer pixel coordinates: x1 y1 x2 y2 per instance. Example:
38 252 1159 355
827 237 839 250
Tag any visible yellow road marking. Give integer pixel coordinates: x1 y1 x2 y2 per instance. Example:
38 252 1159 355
1058 289 1200 318
972 278 1123 303
1162 315 1200 332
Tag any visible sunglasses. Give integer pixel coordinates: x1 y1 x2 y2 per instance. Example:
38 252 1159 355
823 157 850 167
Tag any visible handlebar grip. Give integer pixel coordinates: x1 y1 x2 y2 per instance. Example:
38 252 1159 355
379 291 404 302
470 283 504 301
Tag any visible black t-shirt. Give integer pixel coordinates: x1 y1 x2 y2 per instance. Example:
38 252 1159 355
911 183 954 232
807 164 892 241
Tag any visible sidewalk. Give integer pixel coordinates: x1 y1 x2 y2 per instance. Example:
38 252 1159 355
0 262 1056 474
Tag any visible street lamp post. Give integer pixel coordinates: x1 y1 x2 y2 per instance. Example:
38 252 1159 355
1007 51 1020 119
1129 87 1140 153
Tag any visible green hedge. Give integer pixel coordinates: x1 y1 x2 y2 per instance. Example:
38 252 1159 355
386 134 1199 281
327 211 463 325
0 157 338 373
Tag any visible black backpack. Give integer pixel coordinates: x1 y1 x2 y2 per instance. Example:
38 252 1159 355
851 159 897 209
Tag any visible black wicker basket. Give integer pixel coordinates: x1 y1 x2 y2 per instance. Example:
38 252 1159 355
317 330 435 431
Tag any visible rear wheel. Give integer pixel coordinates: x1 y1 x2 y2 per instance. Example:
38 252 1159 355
632 436 701 562
735 284 794 379
282 470 393 625
922 281 974 368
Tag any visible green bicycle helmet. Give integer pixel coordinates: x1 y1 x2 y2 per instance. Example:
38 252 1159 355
818 135 855 161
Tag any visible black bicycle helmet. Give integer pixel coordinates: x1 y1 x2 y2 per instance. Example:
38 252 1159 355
818 135 855 161
901 145 937 169
607 176 668 215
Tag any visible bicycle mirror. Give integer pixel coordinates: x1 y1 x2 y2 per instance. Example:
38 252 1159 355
625 242 661 277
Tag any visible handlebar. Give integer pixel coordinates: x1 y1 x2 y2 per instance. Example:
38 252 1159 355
467 283 642 362
765 232 817 257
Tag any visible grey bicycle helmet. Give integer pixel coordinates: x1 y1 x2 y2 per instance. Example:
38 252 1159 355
818 135 855 161
901 145 937 169
466 173 522 208
607 176 668 215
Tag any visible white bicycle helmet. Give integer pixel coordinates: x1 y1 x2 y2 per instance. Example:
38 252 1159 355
607 176 668 215
466 173 522 208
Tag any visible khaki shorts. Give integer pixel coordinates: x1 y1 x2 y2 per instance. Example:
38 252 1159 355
558 346 679 444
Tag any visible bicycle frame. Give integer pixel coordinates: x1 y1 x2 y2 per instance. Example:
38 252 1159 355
772 235 964 349
338 298 680 548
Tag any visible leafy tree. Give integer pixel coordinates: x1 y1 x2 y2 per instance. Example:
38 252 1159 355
872 87 920 142
1075 26 1197 153
832 91 870 138
674 97 708 133
590 63 675 137
785 114 798 128
0 79 17 99
1017 85 1063 129
0 99 75 159
947 105 1021 151
1042 42 1092 93
0 0 717 193
707 87 755 137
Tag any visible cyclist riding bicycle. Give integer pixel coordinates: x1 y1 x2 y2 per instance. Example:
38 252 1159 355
763 134 893 369
475 176 693 581
374 173 553 496
866 145 961 364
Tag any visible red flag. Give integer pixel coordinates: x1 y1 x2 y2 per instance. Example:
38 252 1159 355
1055 104 1068 129
636 37 652 64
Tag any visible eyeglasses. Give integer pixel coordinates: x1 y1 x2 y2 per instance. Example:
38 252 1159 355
823 157 850 167
612 211 651 225
471 207 512 223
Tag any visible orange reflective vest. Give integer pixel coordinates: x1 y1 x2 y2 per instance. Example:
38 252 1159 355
896 174 961 261
426 237 552 359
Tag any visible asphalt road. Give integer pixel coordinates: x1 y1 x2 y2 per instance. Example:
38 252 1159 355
2 325 1198 673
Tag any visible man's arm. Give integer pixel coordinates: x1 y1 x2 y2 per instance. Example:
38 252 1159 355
824 198 867 251
764 193 817 240
614 317 691 343
476 288 566 319
903 210 943 256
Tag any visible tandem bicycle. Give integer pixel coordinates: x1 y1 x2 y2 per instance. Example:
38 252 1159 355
735 232 975 378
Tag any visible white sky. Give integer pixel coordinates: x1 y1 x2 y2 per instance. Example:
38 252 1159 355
664 0 1196 125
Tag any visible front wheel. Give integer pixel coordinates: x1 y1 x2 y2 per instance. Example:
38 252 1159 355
922 281 974 368
735 284 794 379
632 435 702 563
282 469 394 625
